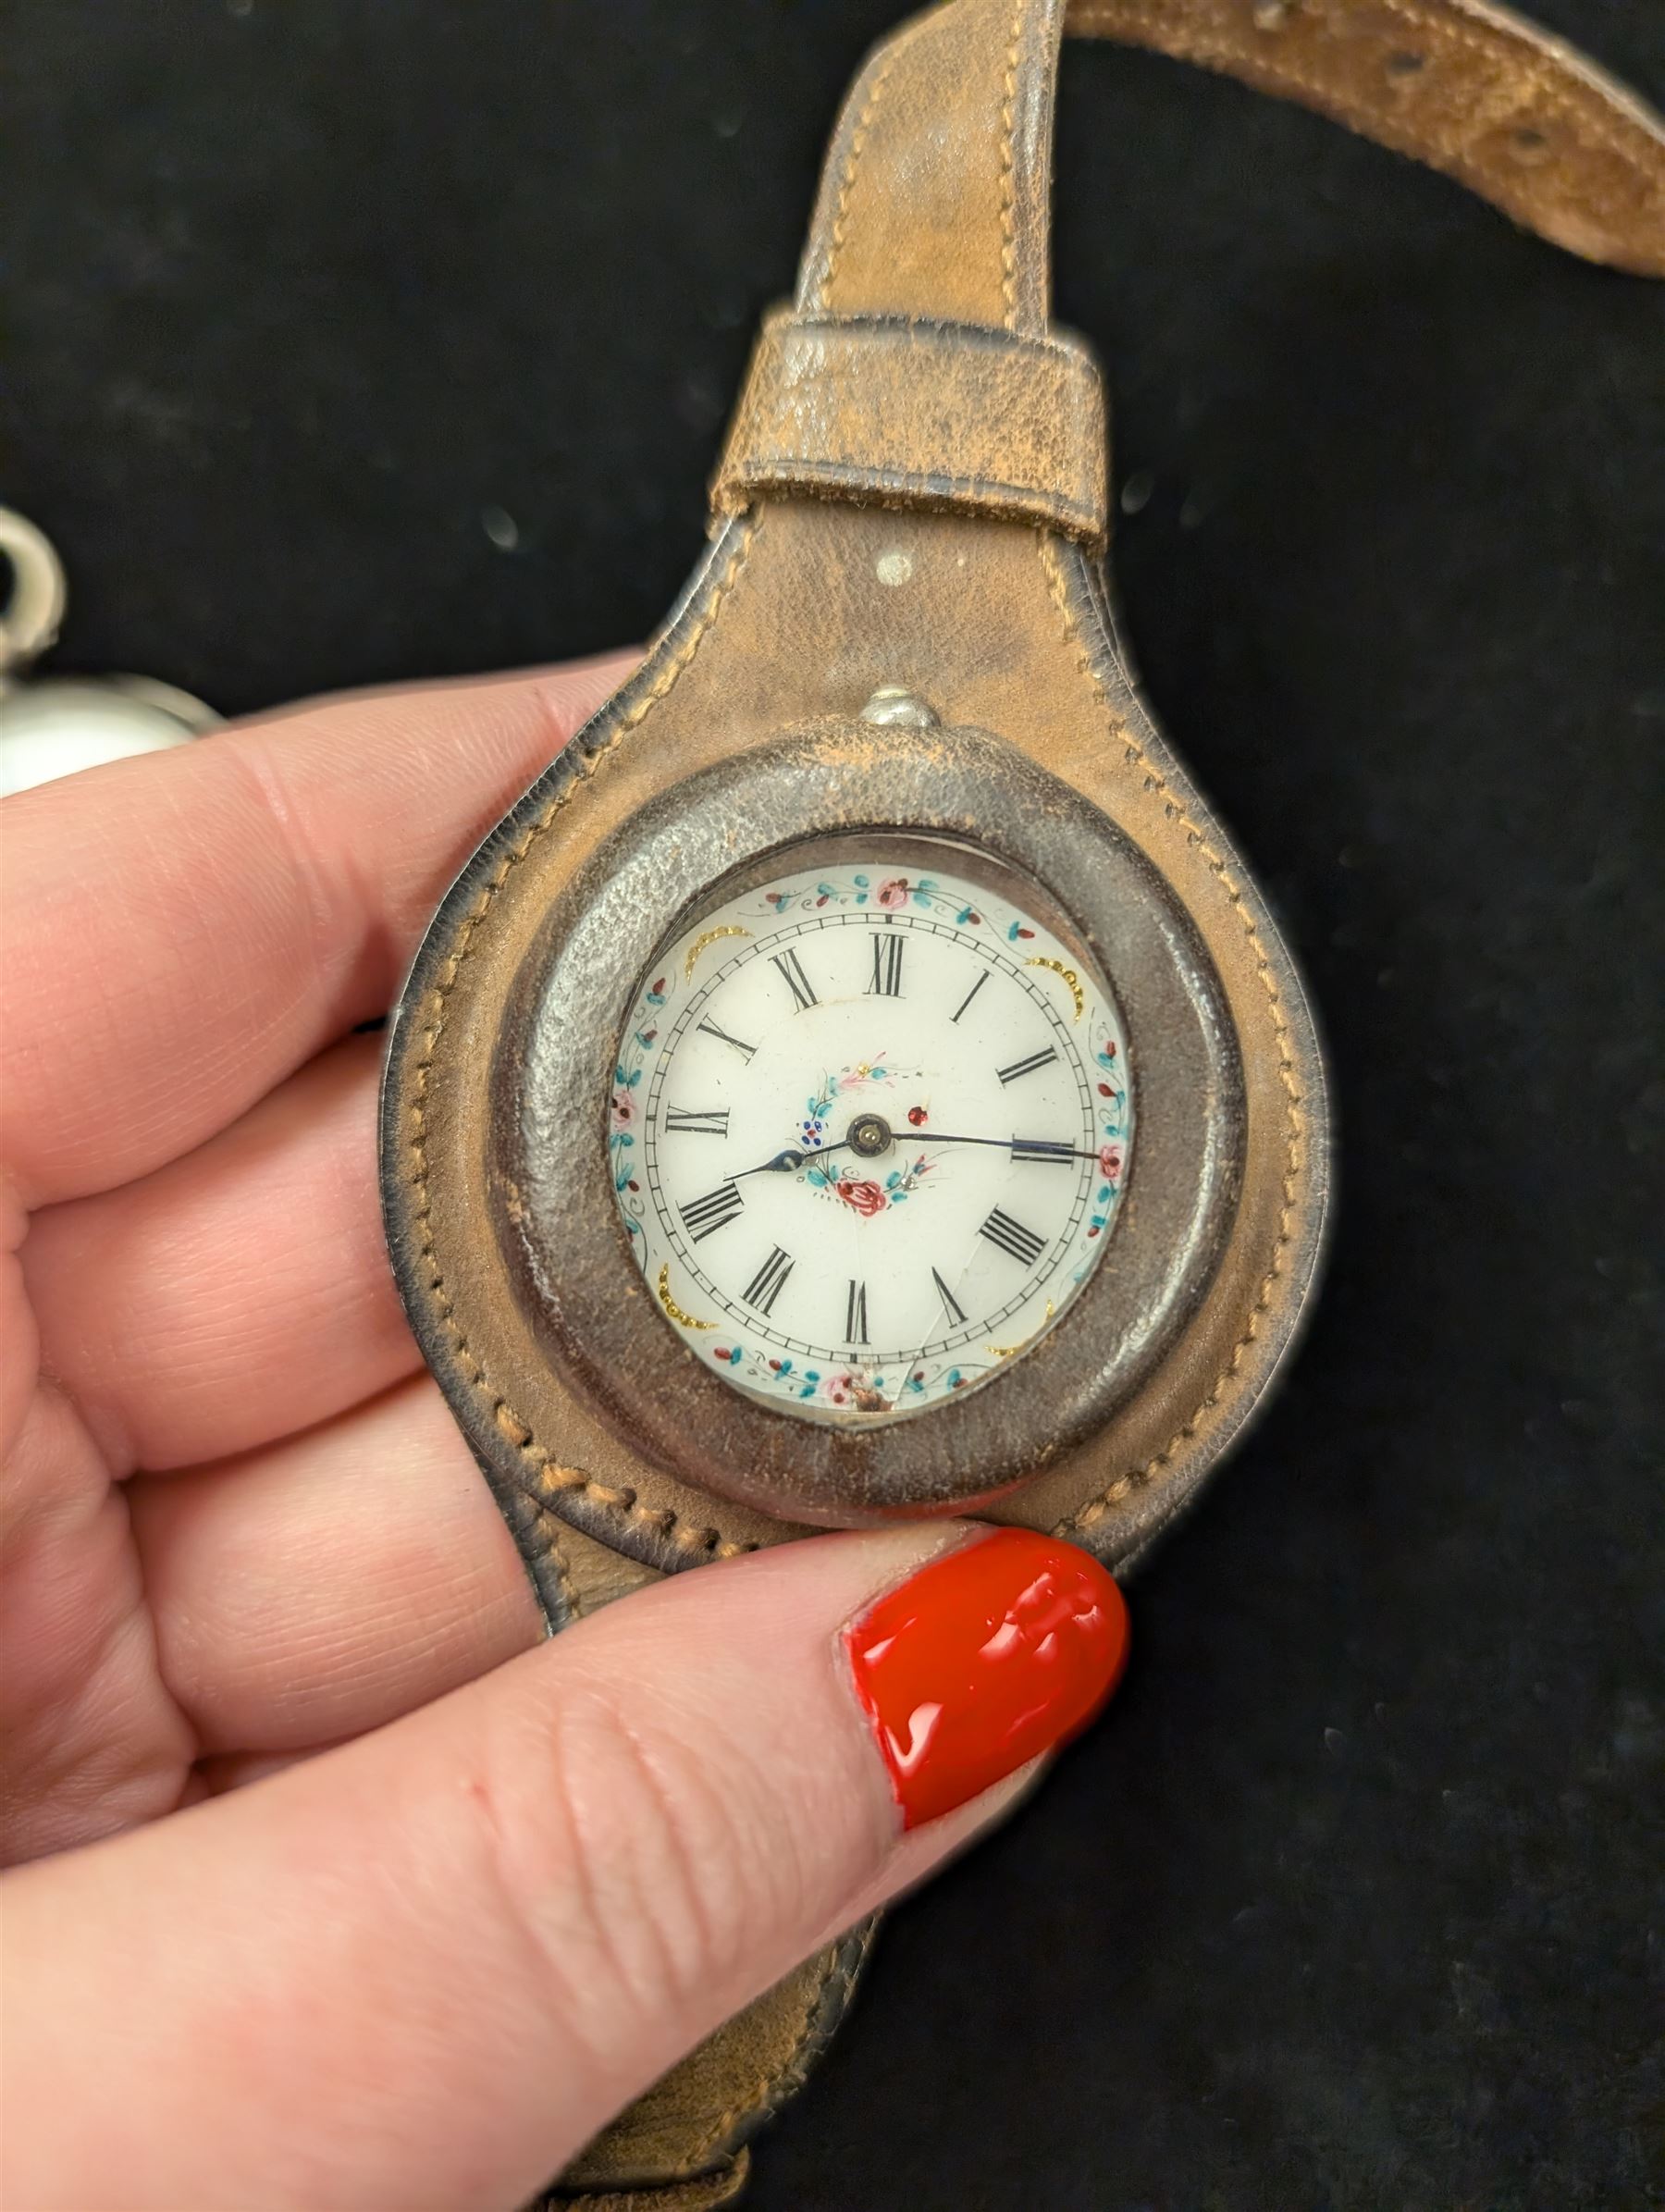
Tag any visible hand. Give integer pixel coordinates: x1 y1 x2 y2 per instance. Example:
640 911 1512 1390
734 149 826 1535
736 1138 853 1178
919 1133 1107 1164
0 657 1129 2211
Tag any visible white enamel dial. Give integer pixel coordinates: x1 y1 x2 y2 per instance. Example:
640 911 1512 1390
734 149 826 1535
610 846 1132 1422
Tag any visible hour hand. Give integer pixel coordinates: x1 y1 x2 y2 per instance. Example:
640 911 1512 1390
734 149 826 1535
751 1146 806 1177
738 1138 850 1180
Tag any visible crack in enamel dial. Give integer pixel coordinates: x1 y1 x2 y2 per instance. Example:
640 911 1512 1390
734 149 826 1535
611 846 1132 1423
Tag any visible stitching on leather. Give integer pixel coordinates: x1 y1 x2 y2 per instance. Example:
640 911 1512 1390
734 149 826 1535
817 45 901 311
407 522 761 1567
552 2168 746 2212
1361 0 1659 176
549 1517 577 1618
999 0 1028 327
531 1501 578 1624
1348 0 1662 172
730 454 1102 538
1072 0 1507 136
1070 0 1661 181
681 1944 847 2170
1037 537 1303 1536
715 316 1111 536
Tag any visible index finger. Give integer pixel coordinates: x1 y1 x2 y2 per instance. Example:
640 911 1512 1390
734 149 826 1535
0 653 635 1209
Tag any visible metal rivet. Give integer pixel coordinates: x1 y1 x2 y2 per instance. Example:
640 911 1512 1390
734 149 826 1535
875 550 914 587
859 685 942 729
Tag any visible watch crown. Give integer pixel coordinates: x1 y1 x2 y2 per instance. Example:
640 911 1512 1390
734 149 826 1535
858 685 942 730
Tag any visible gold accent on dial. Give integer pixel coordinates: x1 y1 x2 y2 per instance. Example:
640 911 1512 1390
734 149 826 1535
1025 956 1083 1020
657 1264 717 1329
684 924 751 979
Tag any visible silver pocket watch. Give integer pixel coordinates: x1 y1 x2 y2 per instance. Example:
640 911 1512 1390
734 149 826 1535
0 507 218 798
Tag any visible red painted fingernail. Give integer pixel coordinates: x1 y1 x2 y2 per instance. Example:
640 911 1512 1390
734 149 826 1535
843 1528 1130 1830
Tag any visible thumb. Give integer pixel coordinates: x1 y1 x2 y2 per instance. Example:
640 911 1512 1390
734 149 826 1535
3 1522 1128 2212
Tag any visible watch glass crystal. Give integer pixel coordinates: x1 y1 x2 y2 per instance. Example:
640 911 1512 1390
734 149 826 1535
610 839 1132 1422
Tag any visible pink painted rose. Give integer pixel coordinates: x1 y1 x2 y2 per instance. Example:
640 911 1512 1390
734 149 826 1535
1099 1143 1123 1180
611 1094 634 1127
836 1178 887 1217
877 877 909 909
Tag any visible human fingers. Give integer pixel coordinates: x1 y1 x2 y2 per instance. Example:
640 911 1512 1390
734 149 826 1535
22 1034 415 1473
1 651 635 1209
3 1526 1128 2212
129 1377 541 1758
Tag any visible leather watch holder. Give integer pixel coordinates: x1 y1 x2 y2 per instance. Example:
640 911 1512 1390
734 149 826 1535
379 4 1664 2203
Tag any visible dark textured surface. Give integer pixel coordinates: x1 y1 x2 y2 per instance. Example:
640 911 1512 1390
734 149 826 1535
6 4 1663 2206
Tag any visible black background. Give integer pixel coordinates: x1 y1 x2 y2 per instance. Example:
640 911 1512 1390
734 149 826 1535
7 4 1664 2206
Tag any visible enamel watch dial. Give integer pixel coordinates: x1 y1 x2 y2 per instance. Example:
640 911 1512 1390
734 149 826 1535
611 843 1131 1423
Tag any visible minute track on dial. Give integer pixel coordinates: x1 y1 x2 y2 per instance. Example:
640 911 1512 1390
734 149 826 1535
623 851 1131 1421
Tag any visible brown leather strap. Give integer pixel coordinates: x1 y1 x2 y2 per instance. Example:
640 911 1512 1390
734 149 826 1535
1084 0 1665 276
548 1922 875 2208
543 2163 750 2212
808 0 1665 320
714 0 1663 534
514 1525 878 2210
714 309 1110 542
565 6 1663 2200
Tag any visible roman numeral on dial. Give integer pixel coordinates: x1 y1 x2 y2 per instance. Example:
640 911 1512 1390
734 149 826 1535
931 1267 967 1327
845 1279 870 1344
665 1106 729 1137
742 1244 795 1316
696 1017 757 1061
980 1207 1047 1268
867 933 905 998
950 971 989 1025
771 949 818 1011
996 1046 1059 1086
1011 1136 1074 1165
679 1181 744 1242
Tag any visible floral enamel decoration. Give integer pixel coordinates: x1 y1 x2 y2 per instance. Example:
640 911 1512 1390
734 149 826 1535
807 1151 937 1216
609 855 1132 1422
793 1057 919 1155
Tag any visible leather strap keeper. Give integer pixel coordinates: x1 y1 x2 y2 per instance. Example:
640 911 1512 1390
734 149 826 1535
712 311 1111 547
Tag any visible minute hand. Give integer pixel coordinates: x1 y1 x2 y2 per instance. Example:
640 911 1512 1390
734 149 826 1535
920 1132 1107 1164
